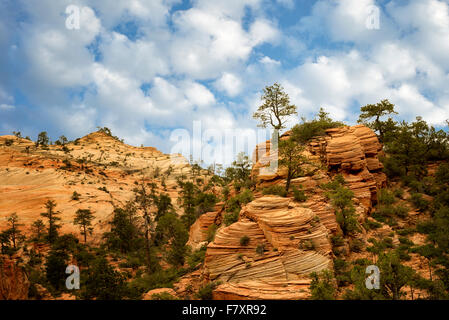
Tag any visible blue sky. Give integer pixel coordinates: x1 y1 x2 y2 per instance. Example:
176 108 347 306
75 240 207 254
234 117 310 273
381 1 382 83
1 0 449 160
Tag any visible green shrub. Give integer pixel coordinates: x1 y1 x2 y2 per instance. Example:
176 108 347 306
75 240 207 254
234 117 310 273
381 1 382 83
291 108 344 144
151 292 178 300
206 224 218 243
410 193 430 212
187 245 207 269
378 189 395 205
330 234 345 247
262 185 287 197
393 205 409 218
310 270 336 300
363 219 382 230
256 244 265 255
293 186 307 202
240 235 250 246
350 239 365 253
223 211 239 226
393 188 404 199
196 282 220 300
71 191 81 201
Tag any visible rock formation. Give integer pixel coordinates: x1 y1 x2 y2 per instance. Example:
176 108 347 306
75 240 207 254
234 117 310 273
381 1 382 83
204 196 332 299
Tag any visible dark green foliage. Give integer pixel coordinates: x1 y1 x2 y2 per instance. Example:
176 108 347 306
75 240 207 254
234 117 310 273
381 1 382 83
278 138 308 191
178 181 217 228
363 219 382 230
74 209 94 243
187 245 207 269
223 189 253 227
291 108 344 144
292 186 307 202
206 224 218 243
378 189 395 206
155 212 189 267
45 248 69 292
324 177 360 235
151 292 178 300
196 281 220 300
40 200 61 243
36 131 49 147
223 152 254 191
310 270 336 300
80 256 128 300
262 185 287 197
71 191 81 201
410 193 430 212
240 235 250 246
330 234 345 247
256 244 265 255
252 82 297 131
357 99 398 143
102 207 144 254
223 211 239 226
154 193 173 221
350 239 365 253
127 268 180 299
382 117 448 180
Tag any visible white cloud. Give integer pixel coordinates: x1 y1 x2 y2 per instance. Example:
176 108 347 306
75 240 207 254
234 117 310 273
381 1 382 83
214 73 242 97
259 56 281 66
0 104 14 111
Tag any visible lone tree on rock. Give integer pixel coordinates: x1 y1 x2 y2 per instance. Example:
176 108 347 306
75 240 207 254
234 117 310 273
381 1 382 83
253 83 298 132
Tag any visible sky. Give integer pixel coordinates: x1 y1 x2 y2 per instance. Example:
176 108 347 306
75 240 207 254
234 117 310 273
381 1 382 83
1 0 449 164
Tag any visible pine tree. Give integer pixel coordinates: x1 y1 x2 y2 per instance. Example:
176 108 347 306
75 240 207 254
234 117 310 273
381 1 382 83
357 99 398 143
40 200 61 243
74 209 94 243
253 82 298 132
6 213 23 250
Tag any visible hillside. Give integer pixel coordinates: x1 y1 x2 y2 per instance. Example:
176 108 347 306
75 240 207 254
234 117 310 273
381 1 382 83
1 119 448 301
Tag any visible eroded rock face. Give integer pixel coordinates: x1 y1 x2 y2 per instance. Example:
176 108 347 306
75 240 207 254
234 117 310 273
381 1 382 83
252 125 386 215
0 131 193 243
204 196 332 299
0 258 29 300
202 125 387 299
187 208 222 251
213 279 311 300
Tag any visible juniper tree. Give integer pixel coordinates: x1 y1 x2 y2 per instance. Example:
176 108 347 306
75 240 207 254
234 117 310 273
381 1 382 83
357 99 398 143
278 138 307 192
253 82 297 132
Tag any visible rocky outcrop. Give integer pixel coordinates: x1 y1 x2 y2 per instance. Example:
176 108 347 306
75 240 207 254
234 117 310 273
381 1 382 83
0 258 29 300
204 196 332 299
187 203 224 251
252 125 386 216
213 279 311 300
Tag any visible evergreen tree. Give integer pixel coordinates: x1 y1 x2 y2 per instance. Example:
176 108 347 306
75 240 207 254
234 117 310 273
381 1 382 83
31 219 45 242
253 82 297 131
73 209 94 243
278 138 307 192
40 200 61 243
357 99 398 142
6 213 23 250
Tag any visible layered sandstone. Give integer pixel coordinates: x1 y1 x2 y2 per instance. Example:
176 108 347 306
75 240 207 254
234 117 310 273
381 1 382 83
204 196 332 299
0 131 193 242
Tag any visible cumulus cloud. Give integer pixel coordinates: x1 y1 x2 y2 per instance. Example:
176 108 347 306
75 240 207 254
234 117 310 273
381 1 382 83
1 0 449 160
